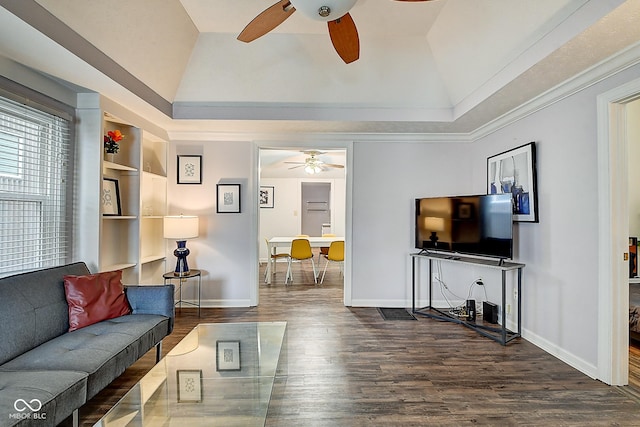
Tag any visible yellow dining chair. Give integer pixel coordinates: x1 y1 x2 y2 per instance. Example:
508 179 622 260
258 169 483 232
264 238 290 284
320 240 344 284
286 238 317 284
318 233 336 264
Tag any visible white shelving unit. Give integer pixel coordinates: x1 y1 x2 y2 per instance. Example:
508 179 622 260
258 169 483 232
75 95 168 285
101 118 140 284
139 131 168 284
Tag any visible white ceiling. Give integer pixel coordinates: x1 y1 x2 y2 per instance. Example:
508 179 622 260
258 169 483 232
0 0 639 136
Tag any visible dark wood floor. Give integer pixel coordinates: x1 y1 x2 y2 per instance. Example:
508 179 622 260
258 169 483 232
75 262 640 426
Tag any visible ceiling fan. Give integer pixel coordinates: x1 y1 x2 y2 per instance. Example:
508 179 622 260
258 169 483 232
237 0 434 64
285 151 345 174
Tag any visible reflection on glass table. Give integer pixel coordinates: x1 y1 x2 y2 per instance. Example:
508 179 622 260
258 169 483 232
94 322 288 427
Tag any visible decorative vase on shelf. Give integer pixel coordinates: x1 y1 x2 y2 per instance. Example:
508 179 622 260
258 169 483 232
105 152 115 163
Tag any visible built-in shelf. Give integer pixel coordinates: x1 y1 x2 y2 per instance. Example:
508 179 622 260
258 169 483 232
630 277 640 284
77 100 169 286
141 255 166 265
99 111 167 284
104 263 137 272
103 160 137 172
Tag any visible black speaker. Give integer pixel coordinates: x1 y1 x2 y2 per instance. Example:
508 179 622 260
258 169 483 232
483 301 498 324
466 299 476 321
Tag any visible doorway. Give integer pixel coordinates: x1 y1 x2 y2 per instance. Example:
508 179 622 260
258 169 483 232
597 78 640 386
256 145 352 306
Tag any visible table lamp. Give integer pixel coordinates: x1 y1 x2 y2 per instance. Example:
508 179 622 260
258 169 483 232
164 215 199 276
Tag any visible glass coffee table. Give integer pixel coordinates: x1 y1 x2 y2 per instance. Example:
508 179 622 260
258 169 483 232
94 322 287 427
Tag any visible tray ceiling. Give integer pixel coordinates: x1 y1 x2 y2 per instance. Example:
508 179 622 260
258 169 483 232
0 0 638 135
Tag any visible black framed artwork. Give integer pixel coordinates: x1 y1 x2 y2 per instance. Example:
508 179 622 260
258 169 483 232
487 142 538 223
216 184 241 213
259 186 274 208
101 178 122 216
177 155 202 184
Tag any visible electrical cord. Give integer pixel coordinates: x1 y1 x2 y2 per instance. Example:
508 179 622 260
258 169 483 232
434 260 466 312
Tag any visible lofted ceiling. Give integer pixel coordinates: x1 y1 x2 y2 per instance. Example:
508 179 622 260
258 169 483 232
0 0 639 136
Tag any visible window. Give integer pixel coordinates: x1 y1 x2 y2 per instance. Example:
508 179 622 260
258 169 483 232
0 94 71 277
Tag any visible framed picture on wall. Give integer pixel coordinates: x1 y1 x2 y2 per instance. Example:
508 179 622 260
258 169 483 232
259 186 274 208
487 142 538 222
177 155 202 184
216 184 241 213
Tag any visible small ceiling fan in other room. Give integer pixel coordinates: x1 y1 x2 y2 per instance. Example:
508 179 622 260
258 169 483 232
237 0 435 64
285 151 345 175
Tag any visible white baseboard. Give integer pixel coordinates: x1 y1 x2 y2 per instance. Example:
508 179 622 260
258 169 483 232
522 329 598 379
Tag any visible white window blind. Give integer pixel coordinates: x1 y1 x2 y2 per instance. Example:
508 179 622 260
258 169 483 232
0 94 71 277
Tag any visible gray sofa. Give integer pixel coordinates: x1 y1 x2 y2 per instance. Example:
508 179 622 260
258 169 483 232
0 262 175 427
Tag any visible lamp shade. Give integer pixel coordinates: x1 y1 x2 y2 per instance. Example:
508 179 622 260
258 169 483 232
424 216 445 232
164 215 199 240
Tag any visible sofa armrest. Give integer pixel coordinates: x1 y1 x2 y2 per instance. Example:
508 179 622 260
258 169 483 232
125 285 175 333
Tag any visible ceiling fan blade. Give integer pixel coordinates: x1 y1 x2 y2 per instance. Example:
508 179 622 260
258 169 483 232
284 161 305 165
327 13 359 64
238 0 296 43
325 163 345 169
288 164 306 170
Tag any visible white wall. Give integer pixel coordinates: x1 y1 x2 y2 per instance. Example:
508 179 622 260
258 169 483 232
349 140 477 306
167 139 256 307
467 62 640 375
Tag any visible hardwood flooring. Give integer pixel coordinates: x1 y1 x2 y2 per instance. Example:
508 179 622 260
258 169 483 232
74 263 640 426
631 341 640 390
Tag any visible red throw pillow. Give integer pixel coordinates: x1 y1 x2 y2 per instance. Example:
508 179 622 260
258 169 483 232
63 270 131 332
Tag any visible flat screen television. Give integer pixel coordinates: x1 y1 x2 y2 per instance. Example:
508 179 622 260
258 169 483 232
414 194 513 259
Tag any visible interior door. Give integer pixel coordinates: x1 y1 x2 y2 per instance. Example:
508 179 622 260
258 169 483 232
301 182 331 237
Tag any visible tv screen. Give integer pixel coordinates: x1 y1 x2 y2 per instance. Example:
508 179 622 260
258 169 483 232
414 194 513 259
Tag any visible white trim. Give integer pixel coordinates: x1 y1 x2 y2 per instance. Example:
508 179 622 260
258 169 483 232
472 41 640 142
249 145 259 306
524 329 599 380
172 102 454 123
596 76 640 385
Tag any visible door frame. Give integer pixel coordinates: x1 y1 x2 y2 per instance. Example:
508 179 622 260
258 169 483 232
253 140 353 307
596 77 640 385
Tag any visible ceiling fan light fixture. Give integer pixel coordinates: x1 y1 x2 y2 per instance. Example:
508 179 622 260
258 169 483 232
290 0 357 21
304 159 323 174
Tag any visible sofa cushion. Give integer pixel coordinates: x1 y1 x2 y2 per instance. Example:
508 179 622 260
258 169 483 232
63 270 131 332
0 262 90 366
0 314 170 400
0 370 87 427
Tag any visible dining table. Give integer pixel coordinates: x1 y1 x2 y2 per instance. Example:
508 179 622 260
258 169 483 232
266 236 344 284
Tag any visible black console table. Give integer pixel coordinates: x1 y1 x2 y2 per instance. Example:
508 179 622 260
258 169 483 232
410 252 524 345
163 269 201 316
